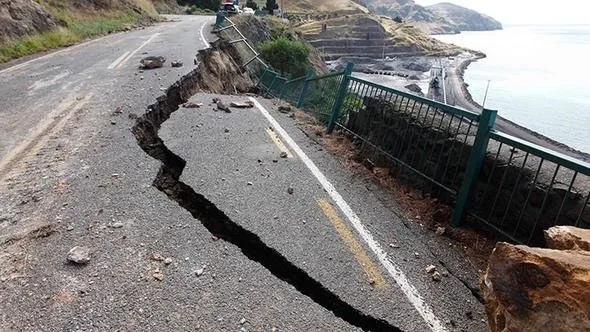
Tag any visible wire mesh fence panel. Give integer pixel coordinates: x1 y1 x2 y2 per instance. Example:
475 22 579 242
298 72 345 124
467 131 590 245
281 77 307 105
336 77 480 196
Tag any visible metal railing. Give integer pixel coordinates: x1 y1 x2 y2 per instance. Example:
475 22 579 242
214 14 268 78
467 131 590 244
215 13 589 245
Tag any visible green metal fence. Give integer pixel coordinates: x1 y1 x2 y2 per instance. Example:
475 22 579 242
466 131 590 244
335 76 483 197
217 13 589 245
257 67 347 124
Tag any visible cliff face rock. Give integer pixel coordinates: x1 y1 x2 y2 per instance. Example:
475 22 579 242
427 2 502 32
482 236 590 332
363 0 501 34
0 0 58 44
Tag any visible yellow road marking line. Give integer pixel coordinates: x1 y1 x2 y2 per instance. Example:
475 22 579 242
317 199 387 289
265 127 293 158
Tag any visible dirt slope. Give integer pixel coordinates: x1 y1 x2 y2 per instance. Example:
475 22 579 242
0 0 58 44
0 0 179 43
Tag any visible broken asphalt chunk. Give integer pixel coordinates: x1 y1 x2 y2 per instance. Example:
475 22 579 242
140 56 166 69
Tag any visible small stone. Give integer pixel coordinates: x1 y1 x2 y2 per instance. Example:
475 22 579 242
432 271 442 282
389 243 399 248
425 265 436 274
66 225 74 231
414 252 420 258
302 220 306 224
111 222 124 229
195 267 205 276
435 227 446 236
150 252 164 261
171 60 184 67
247 182 253 186
67 246 91 264
110 120 116 125
224 128 230 133
211 235 219 241
272 159 278 163
164 257 173 265
140 76 144 80
287 187 294 194
239 318 246 325
279 151 288 158
153 271 164 281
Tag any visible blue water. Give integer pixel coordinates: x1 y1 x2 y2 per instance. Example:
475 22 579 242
434 25 590 154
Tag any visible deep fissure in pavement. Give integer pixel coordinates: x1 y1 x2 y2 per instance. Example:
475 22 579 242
131 49 402 332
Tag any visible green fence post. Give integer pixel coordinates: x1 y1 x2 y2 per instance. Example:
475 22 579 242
451 108 497 227
326 62 354 133
296 69 315 108
214 12 225 30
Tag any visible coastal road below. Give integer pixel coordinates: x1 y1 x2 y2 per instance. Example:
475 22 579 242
0 15 487 331
442 54 590 162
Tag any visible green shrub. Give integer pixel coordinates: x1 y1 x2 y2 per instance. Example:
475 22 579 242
258 37 310 77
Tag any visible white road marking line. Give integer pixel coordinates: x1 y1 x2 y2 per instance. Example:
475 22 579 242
0 34 113 76
250 97 447 332
200 20 211 48
115 33 161 69
108 51 131 69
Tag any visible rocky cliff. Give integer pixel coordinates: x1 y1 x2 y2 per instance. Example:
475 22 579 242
0 0 178 43
363 0 501 34
0 0 58 44
427 2 502 32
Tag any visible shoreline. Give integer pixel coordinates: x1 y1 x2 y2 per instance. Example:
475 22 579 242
452 54 590 162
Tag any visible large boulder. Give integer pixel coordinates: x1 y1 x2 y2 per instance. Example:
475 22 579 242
544 226 590 252
481 242 590 332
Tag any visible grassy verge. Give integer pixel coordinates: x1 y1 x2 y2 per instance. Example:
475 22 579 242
0 8 152 63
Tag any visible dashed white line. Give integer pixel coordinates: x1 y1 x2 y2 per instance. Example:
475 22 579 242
108 51 131 69
249 97 447 332
114 33 161 69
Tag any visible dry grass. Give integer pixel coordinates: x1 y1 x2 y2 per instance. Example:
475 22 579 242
0 0 159 63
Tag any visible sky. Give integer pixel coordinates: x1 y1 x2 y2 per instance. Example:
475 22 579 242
414 0 590 25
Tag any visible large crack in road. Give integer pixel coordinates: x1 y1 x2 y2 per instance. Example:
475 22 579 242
131 58 402 331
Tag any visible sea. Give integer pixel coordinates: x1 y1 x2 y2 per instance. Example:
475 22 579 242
434 25 590 154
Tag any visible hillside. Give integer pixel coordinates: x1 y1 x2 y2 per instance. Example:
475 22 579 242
362 0 501 34
427 2 502 32
0 0 180 62
296 13 462 60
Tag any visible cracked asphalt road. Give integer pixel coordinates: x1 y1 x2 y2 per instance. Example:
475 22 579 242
1 15 486 331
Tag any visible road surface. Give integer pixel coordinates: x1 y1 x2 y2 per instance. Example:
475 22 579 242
0 16 486 331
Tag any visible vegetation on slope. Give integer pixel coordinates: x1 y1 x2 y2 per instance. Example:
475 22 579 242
0 0 178 63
